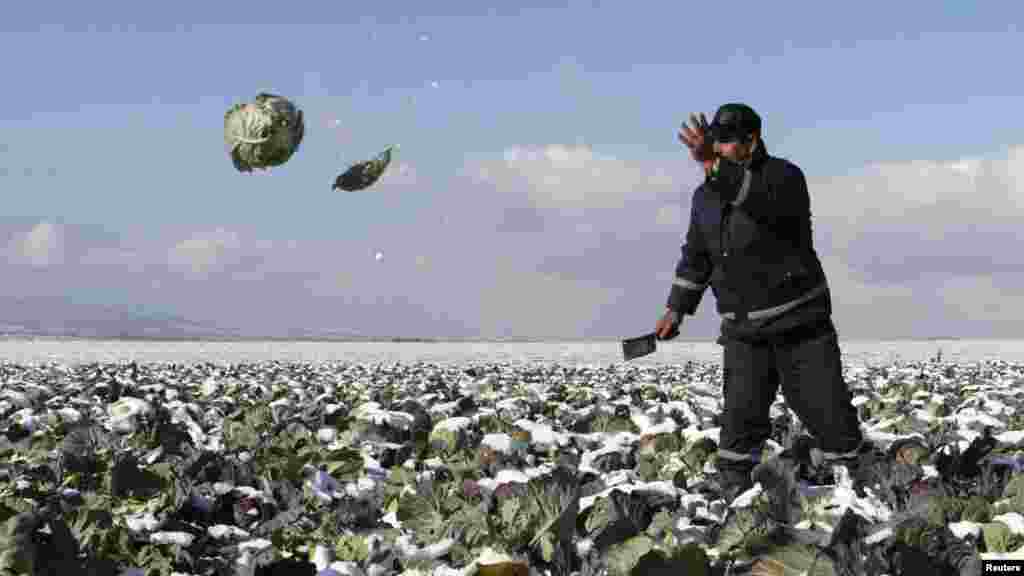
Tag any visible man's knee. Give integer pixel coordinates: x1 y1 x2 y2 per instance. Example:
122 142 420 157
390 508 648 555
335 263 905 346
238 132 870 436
717 446 764 466
778 325 862 453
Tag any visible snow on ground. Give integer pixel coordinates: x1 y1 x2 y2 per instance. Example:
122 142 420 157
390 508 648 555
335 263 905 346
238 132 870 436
1 342 1024 574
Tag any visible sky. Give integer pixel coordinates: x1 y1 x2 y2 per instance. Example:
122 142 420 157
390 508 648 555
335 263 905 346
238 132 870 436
2 1 1023 340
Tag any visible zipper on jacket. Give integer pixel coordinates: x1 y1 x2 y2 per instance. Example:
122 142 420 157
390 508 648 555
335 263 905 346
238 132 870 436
721 202 743 319
721 203 731 258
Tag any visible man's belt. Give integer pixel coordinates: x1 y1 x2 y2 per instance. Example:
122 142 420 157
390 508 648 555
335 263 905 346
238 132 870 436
722 283 827 322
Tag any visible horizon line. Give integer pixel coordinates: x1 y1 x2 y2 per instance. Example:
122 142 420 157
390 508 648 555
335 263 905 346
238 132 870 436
1 334 1019 344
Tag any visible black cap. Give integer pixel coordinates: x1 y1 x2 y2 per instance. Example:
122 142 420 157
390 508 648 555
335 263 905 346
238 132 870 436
708 103 761 143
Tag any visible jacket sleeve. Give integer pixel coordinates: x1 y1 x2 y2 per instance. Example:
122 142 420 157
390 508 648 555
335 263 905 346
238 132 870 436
666 189 712 315
732 161 810 223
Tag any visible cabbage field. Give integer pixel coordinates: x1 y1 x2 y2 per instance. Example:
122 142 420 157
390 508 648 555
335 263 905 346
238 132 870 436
2 355 1024 575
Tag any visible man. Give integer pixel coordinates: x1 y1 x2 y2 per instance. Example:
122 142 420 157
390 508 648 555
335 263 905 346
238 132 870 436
654 103 865 498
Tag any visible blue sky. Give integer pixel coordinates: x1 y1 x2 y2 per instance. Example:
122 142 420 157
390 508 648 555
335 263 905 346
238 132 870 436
2 2 1023 339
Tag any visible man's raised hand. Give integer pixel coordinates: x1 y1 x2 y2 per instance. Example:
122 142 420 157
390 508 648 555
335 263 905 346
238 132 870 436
678 112 714 164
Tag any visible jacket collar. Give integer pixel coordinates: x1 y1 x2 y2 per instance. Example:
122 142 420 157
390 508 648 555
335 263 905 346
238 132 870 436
744 139 769 170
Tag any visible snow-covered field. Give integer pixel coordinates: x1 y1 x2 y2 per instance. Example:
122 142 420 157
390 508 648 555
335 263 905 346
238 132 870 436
3 337 1024 366
1 339 1024 575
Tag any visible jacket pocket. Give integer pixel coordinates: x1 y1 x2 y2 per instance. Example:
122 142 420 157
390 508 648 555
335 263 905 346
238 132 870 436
773 256 813 289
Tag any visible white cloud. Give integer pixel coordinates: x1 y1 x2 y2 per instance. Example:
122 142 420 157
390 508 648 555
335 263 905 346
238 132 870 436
440 142 1024 337
811 145 1023 228
12 221 63 268
168 227 241 277
820 258 929 338
5 143 1024 339
802 144 1024 338
473 144 682 212
809 144 1024 282
655 204 683 228
474 257 626 339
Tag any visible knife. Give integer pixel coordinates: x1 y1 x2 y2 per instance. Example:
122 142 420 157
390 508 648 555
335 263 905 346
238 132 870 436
622 332 658 361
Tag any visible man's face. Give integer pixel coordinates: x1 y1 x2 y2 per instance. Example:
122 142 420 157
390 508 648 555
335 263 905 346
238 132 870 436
714 135 756 164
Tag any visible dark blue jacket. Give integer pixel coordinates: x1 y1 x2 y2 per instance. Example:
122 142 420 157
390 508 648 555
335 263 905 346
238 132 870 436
667 141 831 340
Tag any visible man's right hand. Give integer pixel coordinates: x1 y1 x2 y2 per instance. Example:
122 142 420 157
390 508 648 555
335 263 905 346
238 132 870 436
678 112 715 167
656 308 682 340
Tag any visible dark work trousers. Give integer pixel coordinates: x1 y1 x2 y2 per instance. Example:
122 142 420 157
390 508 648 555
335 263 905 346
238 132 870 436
715 316 864 476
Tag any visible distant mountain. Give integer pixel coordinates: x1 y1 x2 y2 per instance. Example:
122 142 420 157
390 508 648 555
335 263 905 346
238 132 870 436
0 296 244 340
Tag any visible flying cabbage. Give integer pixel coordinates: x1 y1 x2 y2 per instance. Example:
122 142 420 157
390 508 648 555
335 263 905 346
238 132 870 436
332 145 396 192
224 93 305 173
